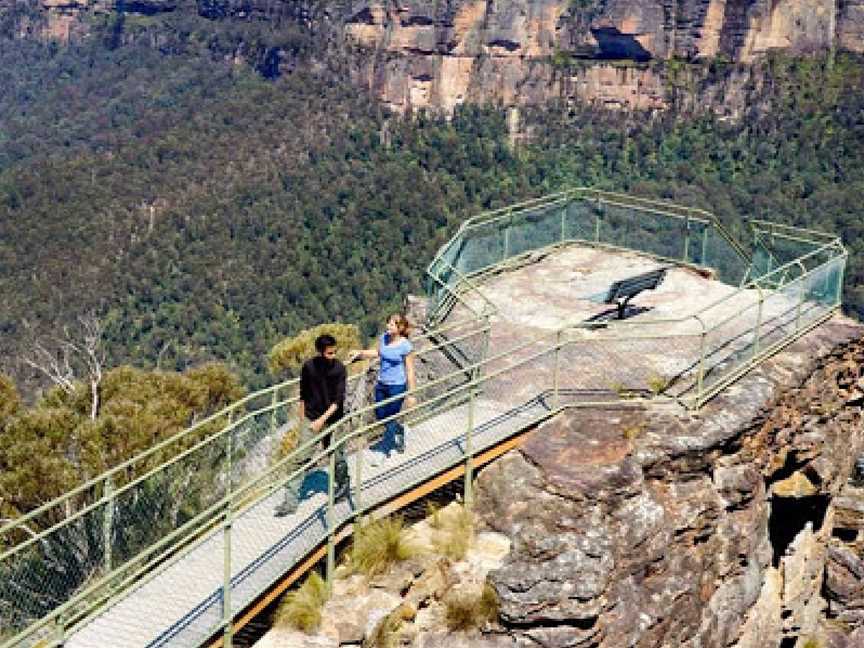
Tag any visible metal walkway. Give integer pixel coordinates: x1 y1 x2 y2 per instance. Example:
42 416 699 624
67 396 546 647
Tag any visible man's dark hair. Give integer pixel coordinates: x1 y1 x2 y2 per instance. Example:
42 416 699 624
315 334 337 353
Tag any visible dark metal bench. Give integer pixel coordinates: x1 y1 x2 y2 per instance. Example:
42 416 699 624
604 267 668 319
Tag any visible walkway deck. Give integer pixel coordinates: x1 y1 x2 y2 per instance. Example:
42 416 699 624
66 396 545 648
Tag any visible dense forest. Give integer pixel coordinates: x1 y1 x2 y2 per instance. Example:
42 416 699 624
1 7 863 401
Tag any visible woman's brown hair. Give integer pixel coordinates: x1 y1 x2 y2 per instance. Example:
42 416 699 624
389 313 412 337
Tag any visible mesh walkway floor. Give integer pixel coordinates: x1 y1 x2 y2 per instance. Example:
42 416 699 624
65 395 547 648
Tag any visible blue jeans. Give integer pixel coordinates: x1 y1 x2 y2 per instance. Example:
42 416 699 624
374 382 406 454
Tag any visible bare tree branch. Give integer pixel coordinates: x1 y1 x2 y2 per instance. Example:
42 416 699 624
21 314 106 419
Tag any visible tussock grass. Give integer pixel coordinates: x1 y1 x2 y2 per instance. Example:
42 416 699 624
432 503 474 560
444 582 499 631
363 608 404 648
274 571 328 633
347 515 422 577
802 639 822 648
647 373 669 395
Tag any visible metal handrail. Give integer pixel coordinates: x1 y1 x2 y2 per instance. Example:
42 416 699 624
0 316 485 543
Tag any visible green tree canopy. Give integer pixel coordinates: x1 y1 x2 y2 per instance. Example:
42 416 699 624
0 363 244 521
268 322 361 378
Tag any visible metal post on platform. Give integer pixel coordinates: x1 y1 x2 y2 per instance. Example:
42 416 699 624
325 450 336 593
52 613 66 648
594 200 602 243
222 411 234 648
560 205 567 243
354 414 364 515
682 212 691 263
102 475 114 576
222 504 233 648
701 226 709 267
696 330 707 404
503 210 512 260
552 331 561 410
464 378 476 507
753 288 764 357
270 387 278 436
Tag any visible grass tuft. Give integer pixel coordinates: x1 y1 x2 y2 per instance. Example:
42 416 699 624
363 608 403 648
348 515 422 577
274 571 328 633
802 639 822 648
431 503 474 560
647 373 669 395
445 582 499 631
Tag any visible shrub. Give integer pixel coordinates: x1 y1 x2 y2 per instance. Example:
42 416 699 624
363 609 403 648
432 503 474 560
274 571 328 633
347 515 421 577
647 373 669 395
268 322 361 377
444 582 499 631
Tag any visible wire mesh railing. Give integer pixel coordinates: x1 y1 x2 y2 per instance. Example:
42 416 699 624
425 189 751 325
0 318 490 648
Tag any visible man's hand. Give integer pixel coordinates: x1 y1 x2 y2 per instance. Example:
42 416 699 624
310 418 325 433
405 395 417 409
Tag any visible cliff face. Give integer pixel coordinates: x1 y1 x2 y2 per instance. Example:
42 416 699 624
474 315 864 647
342 0 864 113
17 0 864 114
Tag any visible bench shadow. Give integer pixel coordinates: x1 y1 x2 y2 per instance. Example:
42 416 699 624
586 305 653 322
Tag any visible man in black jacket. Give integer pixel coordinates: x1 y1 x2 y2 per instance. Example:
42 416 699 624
275 334 350 517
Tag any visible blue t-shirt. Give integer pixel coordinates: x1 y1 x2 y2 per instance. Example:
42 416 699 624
378 333 413 385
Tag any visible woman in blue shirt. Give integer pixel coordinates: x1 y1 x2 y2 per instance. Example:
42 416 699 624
350 313 416 458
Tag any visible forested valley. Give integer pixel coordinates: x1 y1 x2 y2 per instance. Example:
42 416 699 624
1 8 863 407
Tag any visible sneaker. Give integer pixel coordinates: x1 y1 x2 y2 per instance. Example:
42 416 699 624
394 424 406 454
333 480 350 502
274 499 299 517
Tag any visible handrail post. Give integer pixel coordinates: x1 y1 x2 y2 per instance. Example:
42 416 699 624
682 212 691 262
697 329 707 405
270 387 278 436
753 287 764 358
222 411 234 648
594 199 602 243
354 413 364 515
102 475 114 577
325 450 336 593
222 501 233 648
552 331 561 410
701 225 709 267
53 613 66 647
464 375 476 507
503 209 512 259
795 260 808 331
560 204 567 243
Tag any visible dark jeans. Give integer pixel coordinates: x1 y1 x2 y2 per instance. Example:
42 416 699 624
374 382 406 454
283 418 348 509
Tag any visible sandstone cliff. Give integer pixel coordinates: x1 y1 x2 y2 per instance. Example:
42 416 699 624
474 314 864 647
15 0 864 114
342 0 864 113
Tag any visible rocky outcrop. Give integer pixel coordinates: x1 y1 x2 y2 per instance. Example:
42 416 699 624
473 315 864 647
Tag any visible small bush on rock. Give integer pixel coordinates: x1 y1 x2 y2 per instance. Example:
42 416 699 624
432 503 474 560
348 514 421 577
274 571 328 633
444 582 499 631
